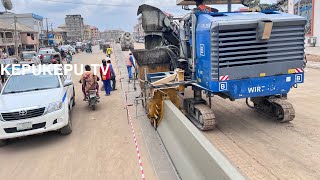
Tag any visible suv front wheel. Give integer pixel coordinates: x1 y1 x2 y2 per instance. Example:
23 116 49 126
60 109 72 135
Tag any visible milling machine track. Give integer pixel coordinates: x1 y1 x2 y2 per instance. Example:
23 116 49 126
184 99 216 131
251 97 296 123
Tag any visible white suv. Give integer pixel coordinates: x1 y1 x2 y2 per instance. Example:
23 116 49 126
0 71 75 146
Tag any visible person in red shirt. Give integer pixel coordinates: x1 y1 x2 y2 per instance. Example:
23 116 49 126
195 0 218 13
100 59 111 96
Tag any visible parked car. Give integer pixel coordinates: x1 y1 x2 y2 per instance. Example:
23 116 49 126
59 45 76 55
0 68 75 146
40 53 63 64
20 51 40 65
38 48 56 58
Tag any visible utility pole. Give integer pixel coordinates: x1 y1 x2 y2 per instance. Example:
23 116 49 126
14 15 18 57
45 18 49 46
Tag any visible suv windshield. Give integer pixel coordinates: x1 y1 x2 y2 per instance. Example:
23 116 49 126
2 74 60 94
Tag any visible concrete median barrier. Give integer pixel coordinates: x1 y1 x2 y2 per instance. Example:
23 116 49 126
157 100 245 180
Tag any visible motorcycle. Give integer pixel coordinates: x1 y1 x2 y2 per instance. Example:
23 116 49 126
87 90 99 110
86 48 92 54
79 79 100 110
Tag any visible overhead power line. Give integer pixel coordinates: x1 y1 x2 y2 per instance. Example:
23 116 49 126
38 0 137 7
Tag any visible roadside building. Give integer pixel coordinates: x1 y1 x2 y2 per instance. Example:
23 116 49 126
83 25 91 41
100 29 124 42
19 25 39 51
0 19 38 54
90 26 100 41
53 28 66 45
288 0 319 47
0 13 44 47
57 24 68 44
58 24 67 32
0 20 21 56
65 15 84 41
134 15 144 41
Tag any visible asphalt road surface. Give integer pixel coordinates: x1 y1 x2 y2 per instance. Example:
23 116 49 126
0 46 165 180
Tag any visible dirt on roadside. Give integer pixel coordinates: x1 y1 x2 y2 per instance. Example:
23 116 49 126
306 54 320 62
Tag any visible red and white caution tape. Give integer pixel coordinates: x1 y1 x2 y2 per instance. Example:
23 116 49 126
220 75 229 81
295 68 304 73
115 45 145 180
128 111 146 180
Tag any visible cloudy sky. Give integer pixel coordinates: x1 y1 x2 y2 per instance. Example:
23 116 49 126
8 0 276 31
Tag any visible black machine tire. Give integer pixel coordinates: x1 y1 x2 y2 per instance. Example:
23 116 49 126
0 140 8 147
251 97 295 123
60 110 72 135
89 98 97 110
72 96 76 107
72 88 76 107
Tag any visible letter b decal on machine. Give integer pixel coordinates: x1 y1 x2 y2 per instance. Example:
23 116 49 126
219 82 228 91
295 74 303 83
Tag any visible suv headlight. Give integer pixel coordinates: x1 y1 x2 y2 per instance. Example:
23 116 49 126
46 101 63 114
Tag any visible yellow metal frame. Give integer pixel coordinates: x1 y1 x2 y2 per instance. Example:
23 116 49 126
145 69 185 127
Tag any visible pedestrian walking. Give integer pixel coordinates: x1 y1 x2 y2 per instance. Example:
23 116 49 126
106 58 117 91
100 59 111 96
107 47 113 57
3 52 8 59
127 52 135 81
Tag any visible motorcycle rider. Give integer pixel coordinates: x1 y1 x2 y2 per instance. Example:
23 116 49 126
80 65 100 100
60 49 66 60
66 50 72 63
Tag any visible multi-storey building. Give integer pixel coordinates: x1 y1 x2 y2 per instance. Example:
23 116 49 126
83 25 91 41
90 26 100 41
65 15 84 41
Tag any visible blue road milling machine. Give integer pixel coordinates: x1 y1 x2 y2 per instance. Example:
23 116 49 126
132 1 306 131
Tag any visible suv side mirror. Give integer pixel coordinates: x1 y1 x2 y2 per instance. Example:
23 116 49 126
64 80 73 87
